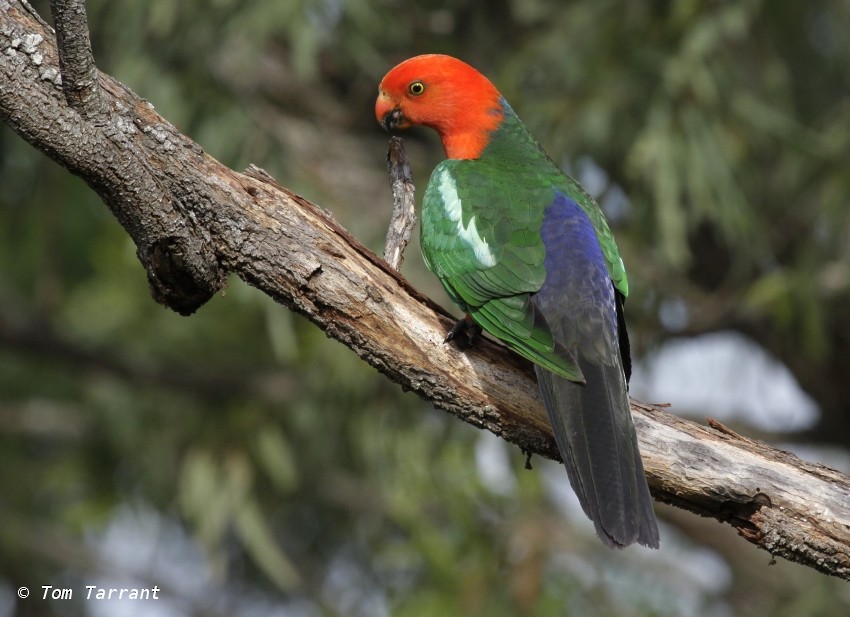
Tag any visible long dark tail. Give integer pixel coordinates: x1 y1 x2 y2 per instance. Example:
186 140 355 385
535 361 659 548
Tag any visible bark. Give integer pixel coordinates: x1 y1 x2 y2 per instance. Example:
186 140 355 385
1 0 849 580
383 136 417 271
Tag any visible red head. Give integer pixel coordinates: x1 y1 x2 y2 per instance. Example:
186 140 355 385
375 54 503 159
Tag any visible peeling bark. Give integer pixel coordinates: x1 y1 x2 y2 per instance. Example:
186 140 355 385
383 136 417 270
1 1 849 580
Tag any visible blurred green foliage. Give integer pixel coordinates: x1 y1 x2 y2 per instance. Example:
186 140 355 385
2 0 850 615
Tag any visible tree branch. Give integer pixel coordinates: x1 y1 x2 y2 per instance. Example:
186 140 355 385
49 0 101 116
1 1 848 580
383 136 417 270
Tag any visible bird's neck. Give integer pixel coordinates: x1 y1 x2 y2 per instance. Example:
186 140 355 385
436 97 506 160
443 101 550 168
441 130 494 160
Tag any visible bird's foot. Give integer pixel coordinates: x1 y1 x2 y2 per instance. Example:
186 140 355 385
444 315 482 349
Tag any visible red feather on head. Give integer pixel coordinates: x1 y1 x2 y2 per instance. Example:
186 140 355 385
376 54 504 159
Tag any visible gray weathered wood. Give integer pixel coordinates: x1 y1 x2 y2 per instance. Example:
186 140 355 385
383 136 417 270
1 0 848 579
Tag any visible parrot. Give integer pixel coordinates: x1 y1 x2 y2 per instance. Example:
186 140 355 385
375 54 659 549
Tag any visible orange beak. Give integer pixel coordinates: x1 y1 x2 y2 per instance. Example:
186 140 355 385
375 91 407 132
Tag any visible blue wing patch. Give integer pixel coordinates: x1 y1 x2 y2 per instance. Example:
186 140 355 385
533 192 620 364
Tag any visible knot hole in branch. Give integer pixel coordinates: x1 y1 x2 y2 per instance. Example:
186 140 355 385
146 235 226 316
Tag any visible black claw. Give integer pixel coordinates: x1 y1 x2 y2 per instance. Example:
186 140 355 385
444 316 482 349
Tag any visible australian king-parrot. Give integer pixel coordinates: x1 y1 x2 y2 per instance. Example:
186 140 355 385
375 54 659 548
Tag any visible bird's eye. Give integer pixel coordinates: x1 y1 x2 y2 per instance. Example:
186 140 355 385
408 81 425 96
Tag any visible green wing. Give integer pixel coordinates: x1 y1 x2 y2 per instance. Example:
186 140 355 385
421 159 584 382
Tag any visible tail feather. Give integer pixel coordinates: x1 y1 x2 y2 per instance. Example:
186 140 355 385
536 361 659 549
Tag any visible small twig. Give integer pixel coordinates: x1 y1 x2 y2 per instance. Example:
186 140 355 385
50 0 102 116
244 164 280 186
20 0 54 33
383 136 416 270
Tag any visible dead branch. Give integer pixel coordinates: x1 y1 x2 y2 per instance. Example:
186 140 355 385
1 0 848 580
383 136 417 270
49 0 101 115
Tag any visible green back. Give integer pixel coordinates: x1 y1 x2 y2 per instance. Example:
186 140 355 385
420 100 628 382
